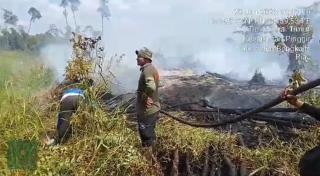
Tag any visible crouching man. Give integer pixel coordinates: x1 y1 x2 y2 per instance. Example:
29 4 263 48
46 79 92 146
135 47 161 149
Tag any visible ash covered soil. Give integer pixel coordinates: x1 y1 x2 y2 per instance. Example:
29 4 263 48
107 72 320 148
160 72 280 109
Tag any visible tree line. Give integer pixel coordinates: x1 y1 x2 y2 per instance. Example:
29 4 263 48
0 0 111 52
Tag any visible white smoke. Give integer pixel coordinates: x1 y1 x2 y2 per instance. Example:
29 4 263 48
2 0 320 92
40 43 72 82
101 0 318 92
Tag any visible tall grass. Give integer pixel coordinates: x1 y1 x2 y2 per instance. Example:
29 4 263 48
0 51 153 175
0 51 54 175
0 51 320 176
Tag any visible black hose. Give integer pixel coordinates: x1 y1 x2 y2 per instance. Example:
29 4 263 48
160 78 320 128
180 107 297 113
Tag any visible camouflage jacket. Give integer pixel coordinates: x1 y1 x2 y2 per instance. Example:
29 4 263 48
136 63 161 116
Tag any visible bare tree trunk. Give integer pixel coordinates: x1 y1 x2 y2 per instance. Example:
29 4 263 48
28 19 32 34
72 10 77 30
101 15 104 36
287 51 309 72
288 52 299 72
63 8 69 27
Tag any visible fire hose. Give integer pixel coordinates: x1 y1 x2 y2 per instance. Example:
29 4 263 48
159 78 320 128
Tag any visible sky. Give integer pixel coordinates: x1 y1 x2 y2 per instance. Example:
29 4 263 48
1 0 320 92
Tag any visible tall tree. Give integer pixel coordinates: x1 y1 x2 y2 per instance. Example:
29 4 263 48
275 16 313 72
97 0 111 35
60 0 70 28
27 7 42 34
234 18 273 53
2 9 18 26
68 0 80 29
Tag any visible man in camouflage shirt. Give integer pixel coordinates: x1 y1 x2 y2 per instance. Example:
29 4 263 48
135 47 161 148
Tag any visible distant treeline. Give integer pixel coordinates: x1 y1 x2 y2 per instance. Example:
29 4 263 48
0 28 66 52
0 0 111 53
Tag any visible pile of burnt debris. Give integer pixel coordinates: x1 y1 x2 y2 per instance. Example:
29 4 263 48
103 72 319 175
104 72 319 145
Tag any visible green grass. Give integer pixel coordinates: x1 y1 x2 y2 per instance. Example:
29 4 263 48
0 51 55 175
0 51 320 175
0 51 153 175
0 51 53 94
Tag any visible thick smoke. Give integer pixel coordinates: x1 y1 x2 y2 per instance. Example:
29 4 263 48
2 0 320 92
102 0 319 92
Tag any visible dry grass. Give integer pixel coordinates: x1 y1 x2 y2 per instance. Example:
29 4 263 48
1 44 320 175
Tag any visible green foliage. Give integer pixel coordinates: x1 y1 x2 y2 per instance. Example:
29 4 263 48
0 51 54 92
2 9 18 26
0 28 65 52
0 51 55 175
303 90 320 106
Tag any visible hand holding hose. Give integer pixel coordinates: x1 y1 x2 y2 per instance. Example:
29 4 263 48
281 87 304 109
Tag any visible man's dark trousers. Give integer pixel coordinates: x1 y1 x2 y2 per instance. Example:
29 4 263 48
57 95 83 143
137 112 159 147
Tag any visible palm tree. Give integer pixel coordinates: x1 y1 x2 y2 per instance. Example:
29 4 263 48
27 7 42 33
68 0 81 29
97 0 111 35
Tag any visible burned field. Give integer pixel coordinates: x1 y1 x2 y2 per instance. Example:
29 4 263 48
106 72 320 175
1 40 319 175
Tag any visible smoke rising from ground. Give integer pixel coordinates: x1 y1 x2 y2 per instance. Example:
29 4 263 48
40 43 72 82
2 0 320 92
102 0 319 92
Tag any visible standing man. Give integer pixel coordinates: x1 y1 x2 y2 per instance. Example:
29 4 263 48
135 47 161 149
